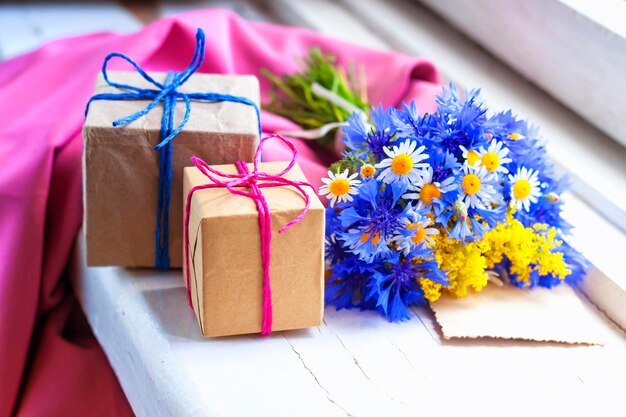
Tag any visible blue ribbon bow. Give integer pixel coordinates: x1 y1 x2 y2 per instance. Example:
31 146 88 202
86 28 262 269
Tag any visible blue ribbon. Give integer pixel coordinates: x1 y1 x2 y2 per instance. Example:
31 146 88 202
86 28 262 269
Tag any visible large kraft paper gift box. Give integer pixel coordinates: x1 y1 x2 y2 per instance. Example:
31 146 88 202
183 161 325 337
83 71 260 267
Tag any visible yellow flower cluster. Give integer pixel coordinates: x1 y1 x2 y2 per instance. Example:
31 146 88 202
424 212 570 299
482 214 570 285
418 277 443 302
431 234 490 299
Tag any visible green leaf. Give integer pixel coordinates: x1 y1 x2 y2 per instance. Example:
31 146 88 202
261 48 370 147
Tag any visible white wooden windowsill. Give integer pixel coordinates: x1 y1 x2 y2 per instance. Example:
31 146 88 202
418 0 626 150
71 234 626 417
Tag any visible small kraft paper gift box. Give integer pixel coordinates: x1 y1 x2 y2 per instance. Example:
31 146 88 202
83 29 260 268
183 137 325 337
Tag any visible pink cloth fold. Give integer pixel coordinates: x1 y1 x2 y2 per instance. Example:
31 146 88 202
0 9 440 417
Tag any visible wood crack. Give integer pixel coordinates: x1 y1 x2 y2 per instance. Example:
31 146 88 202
283 334 354 417
390 340 432 390
326 324 409 409
410 305 439 344
334 333 372 382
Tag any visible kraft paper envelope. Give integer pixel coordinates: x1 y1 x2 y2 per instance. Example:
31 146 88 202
430 284 605 345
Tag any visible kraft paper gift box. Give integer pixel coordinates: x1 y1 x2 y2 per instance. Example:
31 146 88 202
83 71 260 267
183 161 325 337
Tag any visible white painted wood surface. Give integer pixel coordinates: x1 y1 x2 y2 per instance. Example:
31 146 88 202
71 233 626 417
559 192 626 332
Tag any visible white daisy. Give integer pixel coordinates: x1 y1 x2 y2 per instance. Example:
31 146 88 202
477 140 512 174
459 145 481 167
391 211 439 255
403 166 456 206
460 165 500 208
359 163 376 179
508 166 541 212
376 140 428 185
319 169 361 207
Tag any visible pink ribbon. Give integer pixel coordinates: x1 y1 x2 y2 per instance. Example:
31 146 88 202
183 134 313 335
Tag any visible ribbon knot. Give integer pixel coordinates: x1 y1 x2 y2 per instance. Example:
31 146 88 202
85 28 261 269
184 134 313 335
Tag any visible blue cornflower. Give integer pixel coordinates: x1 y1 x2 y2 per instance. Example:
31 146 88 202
366 251 448 321
435 193 504 242
393 85 490 158
337 178 409 262
325 207 350 266
342 105 396 159
560 242 589 287
430 84 489 157
432 149 463 182
484 110 545 166
391 101 429 144
326 258 379 311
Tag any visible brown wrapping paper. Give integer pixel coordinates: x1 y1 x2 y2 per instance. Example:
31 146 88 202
83 71 260 267
183 161 325 337
430 284 605 345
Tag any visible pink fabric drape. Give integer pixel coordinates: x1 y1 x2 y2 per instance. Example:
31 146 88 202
0 9 440 417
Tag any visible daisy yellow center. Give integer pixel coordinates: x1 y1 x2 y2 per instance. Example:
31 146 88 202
420 183 441 205
360 164 376 178
513 179 531 200
329 179 350 196
360 232 381 245
406 223 426 244
391 154 413 175
466 150 480 166
508 133 522 140
481 152 500 172
462 174 481 195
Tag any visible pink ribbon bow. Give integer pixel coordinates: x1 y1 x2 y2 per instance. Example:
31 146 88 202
183 134 313 335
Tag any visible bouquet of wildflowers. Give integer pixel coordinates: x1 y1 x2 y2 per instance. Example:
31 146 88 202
320 85 587 321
